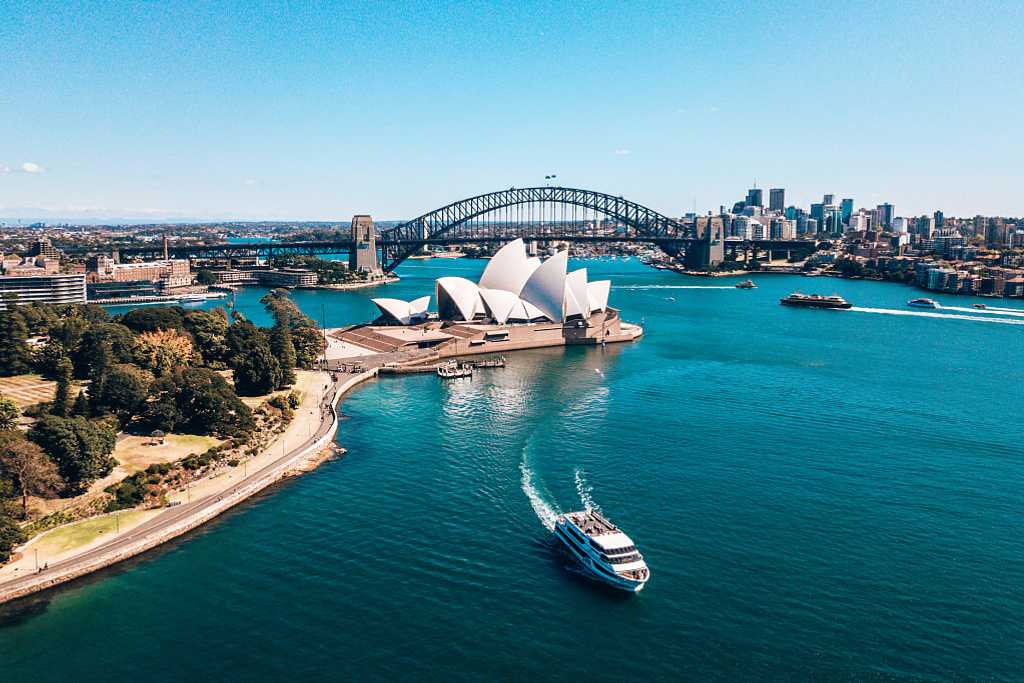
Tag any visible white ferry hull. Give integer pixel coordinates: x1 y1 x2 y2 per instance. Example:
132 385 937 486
554 522 647 593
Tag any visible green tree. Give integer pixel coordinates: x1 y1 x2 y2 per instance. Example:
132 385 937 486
91 364 153 423
0 310 33 376
0 395 19 430
0 430 62 517
71 322 137 379
28 415 117 493
33 339 70 380
195 269 217 286
232 343 282 396
51 356 74 417
174 368 254 436
72 389 89 416
269 320 296 388
261 291 325 368
184 308 229 366
0 514 25 564
119 306 186 334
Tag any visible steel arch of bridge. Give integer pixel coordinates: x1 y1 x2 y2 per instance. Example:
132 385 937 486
378 186 694 272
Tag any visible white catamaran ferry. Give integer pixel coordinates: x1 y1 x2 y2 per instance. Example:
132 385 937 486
554 510 649 592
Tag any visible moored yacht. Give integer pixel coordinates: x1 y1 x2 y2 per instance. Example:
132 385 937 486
554 510 649 592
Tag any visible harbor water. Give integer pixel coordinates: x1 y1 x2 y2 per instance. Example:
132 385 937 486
2 259 1022 681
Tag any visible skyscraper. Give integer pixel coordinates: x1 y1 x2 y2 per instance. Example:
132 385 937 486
769 188 785 212
746 188 763 208
933 210 944 228
810 203 824 224
840 198 854 225
877 203 894 230
823 193 835 205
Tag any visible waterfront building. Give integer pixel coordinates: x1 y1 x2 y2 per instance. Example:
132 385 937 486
89 256 192 289
769 188 785 212
210 268 317 288
0 273 86 310
374 239 611 326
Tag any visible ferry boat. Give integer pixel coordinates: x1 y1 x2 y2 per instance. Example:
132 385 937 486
908 298 941 309
779 292 852 309
735 279 757 289
554 510 649 592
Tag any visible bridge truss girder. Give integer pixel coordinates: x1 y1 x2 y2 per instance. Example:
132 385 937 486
378 186 695 272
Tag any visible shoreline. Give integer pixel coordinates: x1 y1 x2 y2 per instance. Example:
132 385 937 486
0 369 379 606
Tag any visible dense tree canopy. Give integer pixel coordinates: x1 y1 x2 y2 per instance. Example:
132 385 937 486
28 415 117 493
91 364 153 424
120 306 186 334
144 368 253 437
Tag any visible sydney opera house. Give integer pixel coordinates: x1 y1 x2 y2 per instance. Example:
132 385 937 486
327 239 641 361
372 239 611 327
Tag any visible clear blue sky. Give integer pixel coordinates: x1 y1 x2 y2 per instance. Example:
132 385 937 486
1 0 1021 221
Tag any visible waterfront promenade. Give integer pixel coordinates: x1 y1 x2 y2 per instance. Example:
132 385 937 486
0 369 379 606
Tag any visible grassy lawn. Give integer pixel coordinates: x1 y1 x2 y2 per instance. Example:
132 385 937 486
0 373 67 409
114 433 223 472
32 510 155 558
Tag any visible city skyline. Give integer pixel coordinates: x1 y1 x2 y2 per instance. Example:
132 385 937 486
2 1 1022 221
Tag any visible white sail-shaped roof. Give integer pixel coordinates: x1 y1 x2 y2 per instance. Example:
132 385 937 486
520 250 568 323
565 269 589 319
409 295 431 317
478 288 520 325
478 238 539 295
587 280 611 313
372 296 430 325
436 277 481 321
508 299 547 322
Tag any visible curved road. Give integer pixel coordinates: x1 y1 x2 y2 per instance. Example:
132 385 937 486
0 374 358 605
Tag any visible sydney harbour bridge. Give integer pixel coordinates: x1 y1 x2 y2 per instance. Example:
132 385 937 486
97 186 815 271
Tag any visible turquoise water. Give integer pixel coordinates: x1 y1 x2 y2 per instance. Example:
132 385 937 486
4 260 1024 681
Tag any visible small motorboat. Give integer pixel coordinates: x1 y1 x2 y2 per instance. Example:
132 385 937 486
908 298 941 309
973 303 987 309
735 279 756 289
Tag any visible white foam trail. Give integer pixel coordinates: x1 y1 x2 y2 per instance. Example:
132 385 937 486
574 469 601 513
850 307 1024 326
520 459 559 531
618 285 734 290
943 306 1024 318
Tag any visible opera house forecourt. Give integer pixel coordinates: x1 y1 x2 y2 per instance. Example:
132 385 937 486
329 239 642 362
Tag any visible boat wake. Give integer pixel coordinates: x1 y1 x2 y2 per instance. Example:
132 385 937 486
520 459 560 531
850 307 1024 326
943 305 1024 318
574 469 601 513
617 285 735 290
